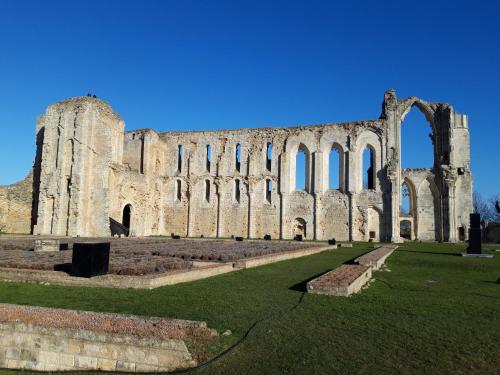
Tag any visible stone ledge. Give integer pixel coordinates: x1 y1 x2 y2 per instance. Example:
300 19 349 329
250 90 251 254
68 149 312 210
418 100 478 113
306 265 372 296
234 245 333 269
306 245 397 297
354 246 396 270
0 263 235 290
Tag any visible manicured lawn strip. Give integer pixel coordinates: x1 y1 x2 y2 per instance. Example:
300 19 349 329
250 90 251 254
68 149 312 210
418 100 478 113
0 242 499 374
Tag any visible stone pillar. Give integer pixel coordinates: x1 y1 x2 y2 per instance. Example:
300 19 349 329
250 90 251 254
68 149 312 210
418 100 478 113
445 174 458 242
313 151 323 240
142 134 152 175
279 152 288 239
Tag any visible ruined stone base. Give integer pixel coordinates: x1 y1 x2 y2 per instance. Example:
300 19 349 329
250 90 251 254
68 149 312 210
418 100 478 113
306 265 372 296
307 245 397 297
0 304 216 372
355 246 396 270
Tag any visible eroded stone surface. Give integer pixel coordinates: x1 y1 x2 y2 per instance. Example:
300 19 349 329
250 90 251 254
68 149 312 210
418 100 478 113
0 303 215 372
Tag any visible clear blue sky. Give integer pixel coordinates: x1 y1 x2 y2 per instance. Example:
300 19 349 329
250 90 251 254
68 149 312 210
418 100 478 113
0 0 498 197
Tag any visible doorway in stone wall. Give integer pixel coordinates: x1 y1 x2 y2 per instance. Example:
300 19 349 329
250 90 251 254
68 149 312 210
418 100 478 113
458 226 465 241
400 219 412 240
122 204 132 230
293 218 307 239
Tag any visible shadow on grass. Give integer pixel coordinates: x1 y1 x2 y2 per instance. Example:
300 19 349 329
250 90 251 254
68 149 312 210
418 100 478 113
481 280 500 285
395 249 462 257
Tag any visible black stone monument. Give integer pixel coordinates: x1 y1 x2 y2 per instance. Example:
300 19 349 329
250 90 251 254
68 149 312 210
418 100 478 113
294 234 303 242
71 242 110 278
467 213 482 254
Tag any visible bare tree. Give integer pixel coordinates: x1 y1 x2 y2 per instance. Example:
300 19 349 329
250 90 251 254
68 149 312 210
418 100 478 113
473 191 491 220
488 194 500 222
473 192 500 222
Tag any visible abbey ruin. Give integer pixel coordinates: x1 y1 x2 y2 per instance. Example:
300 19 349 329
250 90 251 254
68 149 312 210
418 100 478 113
0 90 473 242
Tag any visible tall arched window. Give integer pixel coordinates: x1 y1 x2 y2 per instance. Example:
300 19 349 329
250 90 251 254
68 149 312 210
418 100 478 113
362 147 375 190
296 149 307 191
401 106 435 168
205 180 210 202
177 145 183 172
266 143 272 171
206 144 211 172
176 180 182 201
235 179 240 203
329 147 341 190
401 182 411 215
266 179 272 203
235 144 241 172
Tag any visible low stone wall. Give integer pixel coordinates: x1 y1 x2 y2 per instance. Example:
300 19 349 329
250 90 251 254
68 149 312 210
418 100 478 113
307 265 372 296
306 245 397 297
0 304 216 372
354 246 396 270
0 244 333 289
0 263 235 289
234 245 332 269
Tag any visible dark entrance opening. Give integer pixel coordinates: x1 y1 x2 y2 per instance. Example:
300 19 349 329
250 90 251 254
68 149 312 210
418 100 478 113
458 226 465 241
122 204 132 229
400 219 412 240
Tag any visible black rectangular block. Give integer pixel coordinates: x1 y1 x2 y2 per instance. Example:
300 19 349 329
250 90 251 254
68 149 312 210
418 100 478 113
468 228 482 254
264 234 272 241
71 242 110 278
235 236 244 242
294 234 303 242
470 213 481 229
328 238 336 245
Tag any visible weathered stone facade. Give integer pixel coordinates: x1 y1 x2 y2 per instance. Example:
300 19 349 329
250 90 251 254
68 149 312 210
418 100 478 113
1 90 473 242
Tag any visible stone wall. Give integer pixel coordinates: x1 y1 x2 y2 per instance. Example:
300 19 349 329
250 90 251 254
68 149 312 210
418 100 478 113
0 303 216 372
4 90 473 242
0 172 33 234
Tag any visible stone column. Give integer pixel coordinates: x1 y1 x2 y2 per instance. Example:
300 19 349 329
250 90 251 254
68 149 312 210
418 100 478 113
313 151 323 240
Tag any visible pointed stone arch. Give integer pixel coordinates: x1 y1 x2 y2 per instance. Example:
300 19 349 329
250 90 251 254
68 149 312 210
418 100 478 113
288 142 313 193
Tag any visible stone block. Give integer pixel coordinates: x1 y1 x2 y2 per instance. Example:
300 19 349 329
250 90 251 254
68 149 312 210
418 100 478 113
97 357 117 371
34 239 60 252
116 360 136 371
74 354 97 369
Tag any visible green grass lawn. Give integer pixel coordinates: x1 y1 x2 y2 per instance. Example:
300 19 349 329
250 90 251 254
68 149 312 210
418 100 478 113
0 242 499 374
